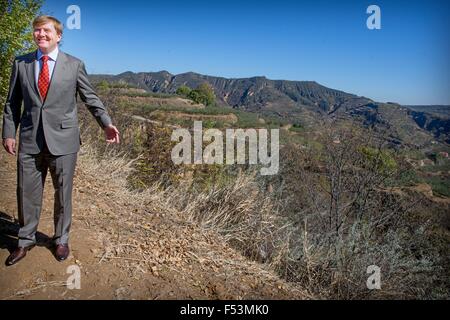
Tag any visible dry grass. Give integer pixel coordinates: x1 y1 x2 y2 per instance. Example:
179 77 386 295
75 140 306 299
3 280 67 300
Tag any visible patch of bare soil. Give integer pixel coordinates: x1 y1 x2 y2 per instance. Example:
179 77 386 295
150 110 238 124
117 96 204 109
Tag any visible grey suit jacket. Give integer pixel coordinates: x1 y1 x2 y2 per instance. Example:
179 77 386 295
2 49 112 155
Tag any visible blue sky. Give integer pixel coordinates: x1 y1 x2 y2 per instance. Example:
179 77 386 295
41 0 449 105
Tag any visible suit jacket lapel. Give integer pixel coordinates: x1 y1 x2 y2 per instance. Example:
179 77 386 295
24 50 41 102
43 50 67 108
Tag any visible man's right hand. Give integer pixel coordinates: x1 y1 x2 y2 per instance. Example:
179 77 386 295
2 138 16 155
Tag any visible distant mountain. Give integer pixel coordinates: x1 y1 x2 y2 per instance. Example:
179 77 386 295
404 106 450 144
90 71 450 146
404 105 450 118
90 71 371 115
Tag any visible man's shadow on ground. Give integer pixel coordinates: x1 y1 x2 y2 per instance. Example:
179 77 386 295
0 211 55 258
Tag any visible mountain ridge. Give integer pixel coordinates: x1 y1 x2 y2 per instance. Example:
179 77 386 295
90 70 371 115
90 70 450 145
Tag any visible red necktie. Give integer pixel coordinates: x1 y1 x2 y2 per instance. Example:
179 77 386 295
38 55 50 101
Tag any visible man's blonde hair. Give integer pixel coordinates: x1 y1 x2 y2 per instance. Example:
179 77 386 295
32 15 63 36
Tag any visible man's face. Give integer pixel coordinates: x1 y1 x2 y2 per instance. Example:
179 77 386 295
33 22 61 53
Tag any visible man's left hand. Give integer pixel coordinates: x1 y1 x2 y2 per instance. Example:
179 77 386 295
104 124 120 144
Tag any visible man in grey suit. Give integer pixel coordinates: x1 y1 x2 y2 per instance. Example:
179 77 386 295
2 15 120 265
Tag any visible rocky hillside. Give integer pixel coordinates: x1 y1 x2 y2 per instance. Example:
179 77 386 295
405 106 450 144
91 71 369 112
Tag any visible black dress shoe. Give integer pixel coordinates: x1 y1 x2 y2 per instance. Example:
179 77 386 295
55 244 70 261
5 246 31 266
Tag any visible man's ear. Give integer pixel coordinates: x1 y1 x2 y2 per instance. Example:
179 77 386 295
57 33 62 43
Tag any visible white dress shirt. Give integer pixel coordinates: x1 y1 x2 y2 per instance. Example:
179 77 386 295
35 46 59 85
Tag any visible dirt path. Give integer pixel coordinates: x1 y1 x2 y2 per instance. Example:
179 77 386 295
0 148 305 300
0 150 151 299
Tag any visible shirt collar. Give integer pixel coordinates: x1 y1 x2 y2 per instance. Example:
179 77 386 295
37 46 59 62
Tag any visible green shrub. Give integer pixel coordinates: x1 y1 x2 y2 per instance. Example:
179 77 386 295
176 85 191 96
188 83 216 106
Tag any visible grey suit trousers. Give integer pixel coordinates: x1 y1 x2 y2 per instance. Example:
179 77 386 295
17 146 77 247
